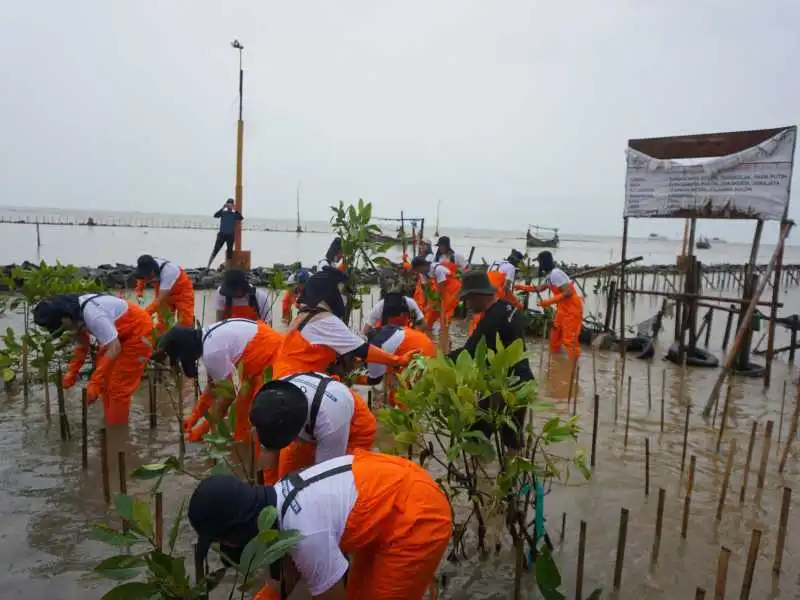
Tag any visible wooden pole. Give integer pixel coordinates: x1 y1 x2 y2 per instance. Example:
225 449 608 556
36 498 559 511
148 371 157 429
651 488 665 565
756 420 774 492
55 367 70 441
779 383 800 473
695 588 706 600
715 439 737 522
714 376 734 452
681 455 696 539
575 521 587 600
644 438 650 496
559 512 566 545
590 394 599 469
118 451 128 531
624 375 632 449
703 221 793 417
739 529 762 600
100 427 110 504
714 547 731 600
772 486 791 575
680 398 691 478
764 219 787 388
81 388 89 470
613 507 629 590
740 421 758 503
619 217 629 408
778 380 787 447
646 361 652 411
613 359 619 423
660 369 666 433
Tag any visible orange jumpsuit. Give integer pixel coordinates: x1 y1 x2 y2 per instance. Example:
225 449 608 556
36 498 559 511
67 300 154 426
137 266 195 331
185 322 284 442
273 387 376 479
280 289 300 323
254 451 452 600
542 279 583 359
423 263 461 329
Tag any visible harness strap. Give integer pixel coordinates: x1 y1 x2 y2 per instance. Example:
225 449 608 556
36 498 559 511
222 289 260 317
280 464 354 519
79 293 105 311
201 318 257 343
283 372 333 439
296 307 326 332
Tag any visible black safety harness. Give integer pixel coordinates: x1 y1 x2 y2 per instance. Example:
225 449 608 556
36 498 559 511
282 372 334 441
222 289 261 319
202 318 258 344
279 462 353 520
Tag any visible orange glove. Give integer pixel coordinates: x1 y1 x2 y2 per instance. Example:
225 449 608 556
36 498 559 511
184 391 214 431
281 291 294 324
62 370 78 390
514 283 535 294
86 382 101 406
539 294 564 308
365 345 419 368
145 302 158 315
188 420 211 442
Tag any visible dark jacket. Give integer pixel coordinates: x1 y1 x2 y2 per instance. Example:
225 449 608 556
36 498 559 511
215 207 243 235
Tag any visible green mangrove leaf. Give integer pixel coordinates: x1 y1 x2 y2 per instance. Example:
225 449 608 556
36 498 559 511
257 506 277 533
89 523 140 547
93 554 146 581
100 581 160 600
167 497 186 555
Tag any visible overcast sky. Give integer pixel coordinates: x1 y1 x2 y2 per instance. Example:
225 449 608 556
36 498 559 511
1 1 798 241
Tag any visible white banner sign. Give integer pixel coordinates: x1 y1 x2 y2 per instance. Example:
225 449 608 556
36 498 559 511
624 127 796 220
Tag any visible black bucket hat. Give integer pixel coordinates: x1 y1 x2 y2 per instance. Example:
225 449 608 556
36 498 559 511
507 249 524 266
135 255 159 278
537 251 555 277
156 326 203 378
33 294 83 334
460 271 496 298
220 269 252 298
436 236 451 247
189 475 277 562
249 380 309 451
298 268 349 319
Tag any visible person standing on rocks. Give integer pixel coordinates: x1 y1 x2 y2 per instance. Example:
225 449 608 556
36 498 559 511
134 255 196 331
207 198 243 268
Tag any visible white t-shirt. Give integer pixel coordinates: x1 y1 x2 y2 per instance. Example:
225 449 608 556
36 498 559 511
316 258 339 271
429 263 450 284
488 260 517 286
436 251 467 269
366 328 405 380
275 455 358 597
365 296 423 327
281 373 355 463
79 294 129 346
545 268 570 289
212 287 272 321
200 319 259 381
300 315 365 355
153 258 181 291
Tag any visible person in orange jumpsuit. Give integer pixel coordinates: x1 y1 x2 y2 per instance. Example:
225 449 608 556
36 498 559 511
363 324 437 407
249 372 376 480
33 293 154 426
468 249 526 335
527 251 583 359
213 269 272 323
271 268 416 380
433 235 469 272
280 268 310 324
157 318 284 442
134 255 196 331
188 451 452 600
410 256 461 332
361 290 425 334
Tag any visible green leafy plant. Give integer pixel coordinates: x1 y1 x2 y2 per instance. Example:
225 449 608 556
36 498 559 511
379 337 598 599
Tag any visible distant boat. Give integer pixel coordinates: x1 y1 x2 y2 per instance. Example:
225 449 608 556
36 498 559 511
526 225 560 248
648 233 667 240
712 236 727 244
696 236 711 250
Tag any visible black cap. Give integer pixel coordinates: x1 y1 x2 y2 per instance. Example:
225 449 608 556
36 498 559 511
225 198 235 205
250 380 309 451
156 326 202 378
189 475 277 562
135 255 158 278
460 271 496 298
537 251 555 276
220 269 252 298
33 295 83 334
507 249 524 266
436 236 450 247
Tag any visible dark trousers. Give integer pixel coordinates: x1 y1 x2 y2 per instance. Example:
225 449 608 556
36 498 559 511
210 232 234 262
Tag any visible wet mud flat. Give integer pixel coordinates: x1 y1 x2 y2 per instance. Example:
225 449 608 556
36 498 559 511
2 286 800 598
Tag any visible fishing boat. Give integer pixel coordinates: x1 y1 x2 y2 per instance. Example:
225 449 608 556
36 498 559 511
696 236 711 250
526 225 559 248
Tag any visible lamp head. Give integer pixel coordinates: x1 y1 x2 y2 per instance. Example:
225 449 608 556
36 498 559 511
231 39 243 50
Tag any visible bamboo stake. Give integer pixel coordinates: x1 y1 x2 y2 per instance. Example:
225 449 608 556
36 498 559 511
21 337 29 401
559 512 566 545
613 508 629 590
660 369 666 433
155 492 164 551
695 588 706 600
613 359 619 423
81 388 89 470
739 529 762 600
772 487 791 575
176 373 185 465
646 362 652 410
567 357 578 415
715 547 731 600
148 371 157 429
591 345 598 399
779 383 800 473
118 451 128 531
713 376 732 430
651 488 665 565
194 543 207 599
703 222 793 418
55 367 70 441
42 365 51 422
100 427 110 504
575 521 587 600
740 421 758 503
681 455 696 539
756 420 774 492
778 379 787 448
680 400 691 478
715 375 734 453
645 438 650 496
715 439 737 522
624 375 632 449
590 393 599 469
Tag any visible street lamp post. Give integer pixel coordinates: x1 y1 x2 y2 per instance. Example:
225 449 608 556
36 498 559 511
230 39 250 268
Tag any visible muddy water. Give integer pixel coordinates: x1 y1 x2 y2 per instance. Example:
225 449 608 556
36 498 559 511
2 280 800 599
